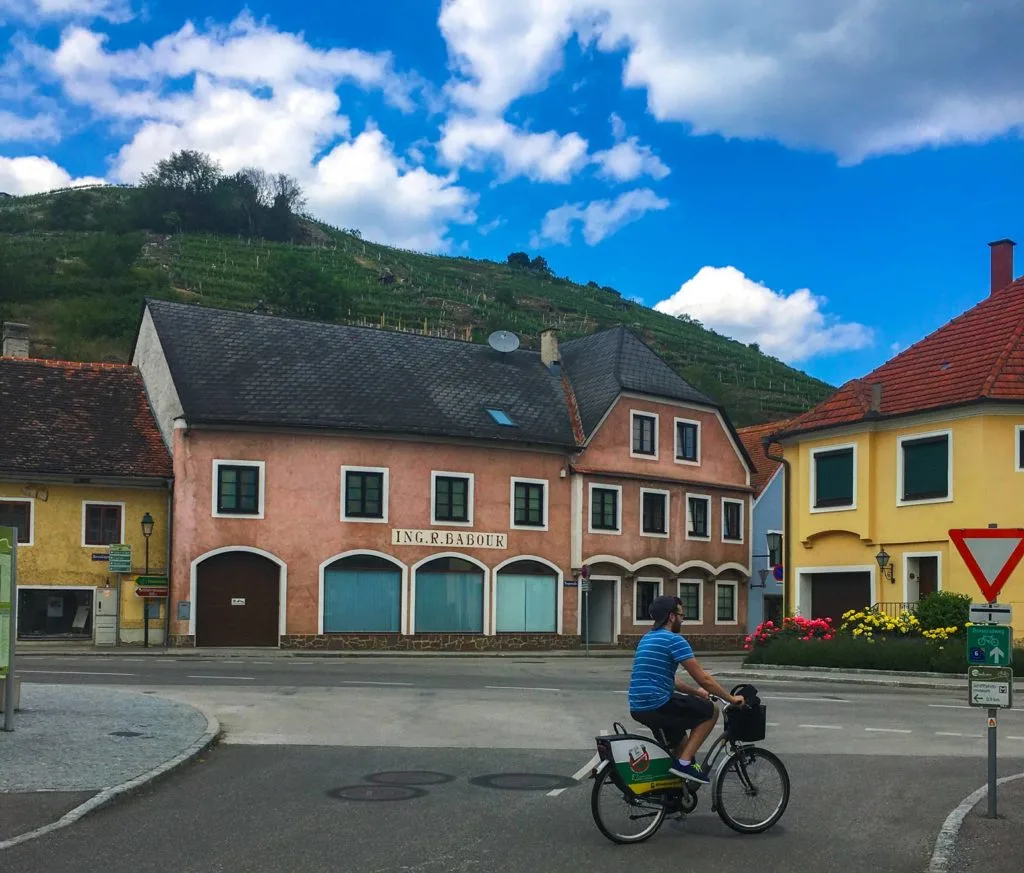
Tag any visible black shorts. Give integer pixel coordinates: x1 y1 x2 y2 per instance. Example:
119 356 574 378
631 693 716 749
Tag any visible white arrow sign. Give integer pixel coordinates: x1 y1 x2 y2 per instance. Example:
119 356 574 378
990 646 1006 665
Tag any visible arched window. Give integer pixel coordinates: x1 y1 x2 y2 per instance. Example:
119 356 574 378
415 556 484 633
323 555 402 633
496 559 557 633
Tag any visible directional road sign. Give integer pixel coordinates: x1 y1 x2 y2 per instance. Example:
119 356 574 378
967 625 1012 666
968 665 1014 709
949 528 1024 602
969 602 1013 625
108 544 133 574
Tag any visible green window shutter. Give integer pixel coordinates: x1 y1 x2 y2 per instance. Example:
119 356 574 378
902 436 949 500
814 448 854 507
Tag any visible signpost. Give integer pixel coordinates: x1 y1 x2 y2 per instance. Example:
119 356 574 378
108 544 132 574
580 564 590 657
1 526 18 731
950 526 1024 819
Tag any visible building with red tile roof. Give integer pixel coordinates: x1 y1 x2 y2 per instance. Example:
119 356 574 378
0 328 172 647
738 420 790 496
768 240 1024 629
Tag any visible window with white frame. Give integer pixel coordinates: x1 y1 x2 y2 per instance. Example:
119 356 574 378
898 431 951 503
674 418 700 464
715 581 738 623
432 472 473 525
678 579 703 623
511 478 547 529
589 484 621 533
722 498 744 543
213 460 265 517
631 411 658 457
342 467 389 521
83 502 123 546
634 578 661 624
686 494 711 539
0 498 33 544
640 489 669 536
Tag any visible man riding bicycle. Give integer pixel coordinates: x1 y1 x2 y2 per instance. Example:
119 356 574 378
627 595 746 785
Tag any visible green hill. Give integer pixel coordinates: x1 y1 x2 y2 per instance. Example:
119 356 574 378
0 181 834 426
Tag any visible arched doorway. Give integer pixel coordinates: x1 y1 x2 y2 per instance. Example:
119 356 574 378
414 556 485 633
495 559 558 633
195 551 281 647
322 554 403 633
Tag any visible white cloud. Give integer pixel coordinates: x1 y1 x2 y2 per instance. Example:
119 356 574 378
593 137 669 182
13 14 475 252
439 115 589 183
0 155 104 194
653 265 874 362
533 187 669 246
438 0 1024 163
0 110 60 142
0 0 133 24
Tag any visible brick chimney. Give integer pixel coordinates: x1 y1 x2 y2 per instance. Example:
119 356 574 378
988 239 1016 294
2 322 29 358
540 328 560 373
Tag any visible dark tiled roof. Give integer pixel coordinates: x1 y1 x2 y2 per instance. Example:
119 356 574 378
560 325 715 434
738 420 790 496
778 277 1024 439
143 299 577 447
0 358 172 479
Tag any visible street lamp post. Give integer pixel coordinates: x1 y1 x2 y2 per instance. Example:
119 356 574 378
141 512 154 648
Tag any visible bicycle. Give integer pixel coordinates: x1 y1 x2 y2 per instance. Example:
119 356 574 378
589 686 790 843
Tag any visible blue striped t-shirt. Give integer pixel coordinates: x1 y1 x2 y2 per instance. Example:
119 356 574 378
627 628 695 711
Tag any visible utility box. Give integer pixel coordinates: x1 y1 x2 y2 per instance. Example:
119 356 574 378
94 586 119 646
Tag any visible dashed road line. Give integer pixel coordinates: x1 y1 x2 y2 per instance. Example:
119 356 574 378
19 669 136 676
340 680 413 686
186 675 255 681
865 727 912 734
485 685 561 692
549 729 607 797
929 704 971 710
765 695 849 704
799 724 843 730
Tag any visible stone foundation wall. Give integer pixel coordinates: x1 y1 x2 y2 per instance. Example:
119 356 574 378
280 633 583 651
167 634 196 647
616 634 746 651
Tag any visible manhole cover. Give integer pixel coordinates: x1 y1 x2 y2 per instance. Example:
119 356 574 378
109 730 144 738
468 773 576 791
365 771 454 786
326 785 427 802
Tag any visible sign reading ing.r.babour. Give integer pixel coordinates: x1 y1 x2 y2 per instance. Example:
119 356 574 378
391 529 508 549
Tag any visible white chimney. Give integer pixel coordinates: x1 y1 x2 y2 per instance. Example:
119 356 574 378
2 322 29 358
540 328 560 371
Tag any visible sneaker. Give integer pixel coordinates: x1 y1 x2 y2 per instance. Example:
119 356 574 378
669 761 709 785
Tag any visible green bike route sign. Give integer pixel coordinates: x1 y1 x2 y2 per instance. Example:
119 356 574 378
967 625 1013 667
0 526 13 678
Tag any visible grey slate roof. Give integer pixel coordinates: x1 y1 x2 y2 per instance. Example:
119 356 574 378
142 299 577 447
560 325 716 435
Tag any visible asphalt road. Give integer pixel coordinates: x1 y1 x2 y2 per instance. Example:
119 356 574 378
5 744 1021 873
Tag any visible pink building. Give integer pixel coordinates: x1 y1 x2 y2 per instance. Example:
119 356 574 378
132 299 754 650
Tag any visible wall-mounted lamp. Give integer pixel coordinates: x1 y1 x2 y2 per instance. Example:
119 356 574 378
875 547 895 583
753 569 770 589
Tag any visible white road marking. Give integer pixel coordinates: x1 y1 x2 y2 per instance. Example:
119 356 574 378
1008 736 1024 741
549 730 608 797
765 695 849 704
799 724 843 730
186 675 255 681
340 680 413 687
19 670 136 676
767 722 781 727
865 728 912 734
485 685 561 692
929 704 972 710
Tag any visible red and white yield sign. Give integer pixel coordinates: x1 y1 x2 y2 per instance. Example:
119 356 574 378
949 528 1024 603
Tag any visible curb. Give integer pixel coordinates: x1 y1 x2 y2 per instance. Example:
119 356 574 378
0 704 222 851
713 670 974 690
14 648 746 660
927 770 1024 873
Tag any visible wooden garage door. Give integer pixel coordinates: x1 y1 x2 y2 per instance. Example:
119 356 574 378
196 552 280 647
810 572 871 622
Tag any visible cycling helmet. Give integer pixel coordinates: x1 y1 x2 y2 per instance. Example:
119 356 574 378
649 595 682 628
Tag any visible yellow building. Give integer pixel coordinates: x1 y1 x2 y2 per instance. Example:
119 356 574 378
0 326 172 645
766 240 1024 622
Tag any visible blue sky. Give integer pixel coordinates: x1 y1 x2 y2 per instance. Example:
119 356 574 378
2 1 1023 388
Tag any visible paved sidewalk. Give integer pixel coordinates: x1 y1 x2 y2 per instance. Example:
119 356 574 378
0 684 218 848
949 773 1024 873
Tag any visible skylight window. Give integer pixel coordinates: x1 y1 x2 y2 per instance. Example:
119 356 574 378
486 407 516 426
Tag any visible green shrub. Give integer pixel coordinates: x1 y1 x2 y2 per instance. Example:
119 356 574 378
744 635 1024 676
916 591 971 631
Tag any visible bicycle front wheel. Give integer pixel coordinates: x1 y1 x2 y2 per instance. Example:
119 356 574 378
590 767 666 844
714 747 790 834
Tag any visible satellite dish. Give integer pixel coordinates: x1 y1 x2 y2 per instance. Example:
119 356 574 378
488 330 520 353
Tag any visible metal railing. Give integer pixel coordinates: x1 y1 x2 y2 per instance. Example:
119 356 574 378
870 601 919 618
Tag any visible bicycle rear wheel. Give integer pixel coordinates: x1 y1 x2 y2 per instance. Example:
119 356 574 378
714 747 789 834
590 767 667 844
